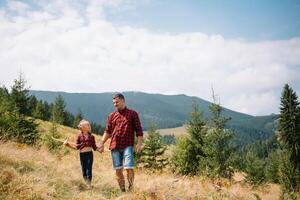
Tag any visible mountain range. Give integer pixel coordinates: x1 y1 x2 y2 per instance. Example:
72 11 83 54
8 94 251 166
30 90 278 145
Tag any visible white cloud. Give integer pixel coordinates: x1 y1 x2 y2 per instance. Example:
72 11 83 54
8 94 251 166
0 0 299 116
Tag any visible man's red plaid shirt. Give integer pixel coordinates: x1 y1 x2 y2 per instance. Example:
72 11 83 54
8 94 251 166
105 107 143 150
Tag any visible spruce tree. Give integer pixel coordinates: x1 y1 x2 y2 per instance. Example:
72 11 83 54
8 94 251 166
64 111 75 127
44 122 62 152
278 84 300 171
278 150 300 194
43 101 52 121
265 150 280 183
140 123 168 171
199 94 236 178
28 95 37 116
185 102 207 175
244 149 265 185
91 122 104 135
277 84 300 193
33 100 46 120
0 84 38 145
10 74 31 116
51 95 66 124
0 86 15 139
171 102 207 175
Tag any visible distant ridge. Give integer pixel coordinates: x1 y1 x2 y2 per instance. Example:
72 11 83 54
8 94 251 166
30 90 278 145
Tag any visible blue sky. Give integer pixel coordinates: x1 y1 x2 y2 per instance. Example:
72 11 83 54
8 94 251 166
105 0 300 40
1 0 299 40
0 0 299 115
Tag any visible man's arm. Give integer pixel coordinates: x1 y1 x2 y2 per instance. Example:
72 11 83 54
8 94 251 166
97 132 111 152
97 115 112 152
136 136 143 153
134 111 143 153
100 132 110 144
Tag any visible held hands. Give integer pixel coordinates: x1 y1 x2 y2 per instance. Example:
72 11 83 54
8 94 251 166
97 141 104 153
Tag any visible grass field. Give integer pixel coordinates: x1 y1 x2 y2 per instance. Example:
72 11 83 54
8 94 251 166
157 126 187 137
0 121 282 200
144 125 187 137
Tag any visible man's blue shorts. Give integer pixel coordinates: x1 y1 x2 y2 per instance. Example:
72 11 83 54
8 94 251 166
111 146 135 170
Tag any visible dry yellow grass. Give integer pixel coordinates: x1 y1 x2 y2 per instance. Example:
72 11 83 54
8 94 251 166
145 126 187 137
0 121 282 200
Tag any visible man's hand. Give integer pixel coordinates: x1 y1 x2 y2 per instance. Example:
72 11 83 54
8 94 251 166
136 136 143 154
97 132 111 153
97 141 104 153
136 143 142 154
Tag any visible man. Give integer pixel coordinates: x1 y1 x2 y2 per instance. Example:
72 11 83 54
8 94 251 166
98 93 143 192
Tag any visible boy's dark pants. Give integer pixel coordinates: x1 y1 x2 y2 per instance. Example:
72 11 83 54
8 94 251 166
79 151 93 182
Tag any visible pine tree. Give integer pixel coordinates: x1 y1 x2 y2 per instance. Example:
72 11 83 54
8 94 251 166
0 84 39 145
43 101 52 121
277 84 300 193
10 74 31 116
0 86 15 139
198 91 236 178
265 150 280 183
140 123 168 171
244 149 265 185
170 135 191 174
185 102 207 175
91 122 104 135
44 122 62 152
33 100 46 120
278 150 300 194
0 86 9 97
64 111 75 127
14 115 39 145
51 95 66 124
28 95 37 116
171 102 207 175
278 84 300 171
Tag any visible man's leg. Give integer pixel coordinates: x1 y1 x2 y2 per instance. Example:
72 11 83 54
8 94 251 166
123 146 135 191
126 169 134 191
116 168 126 192
111 149 126 192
